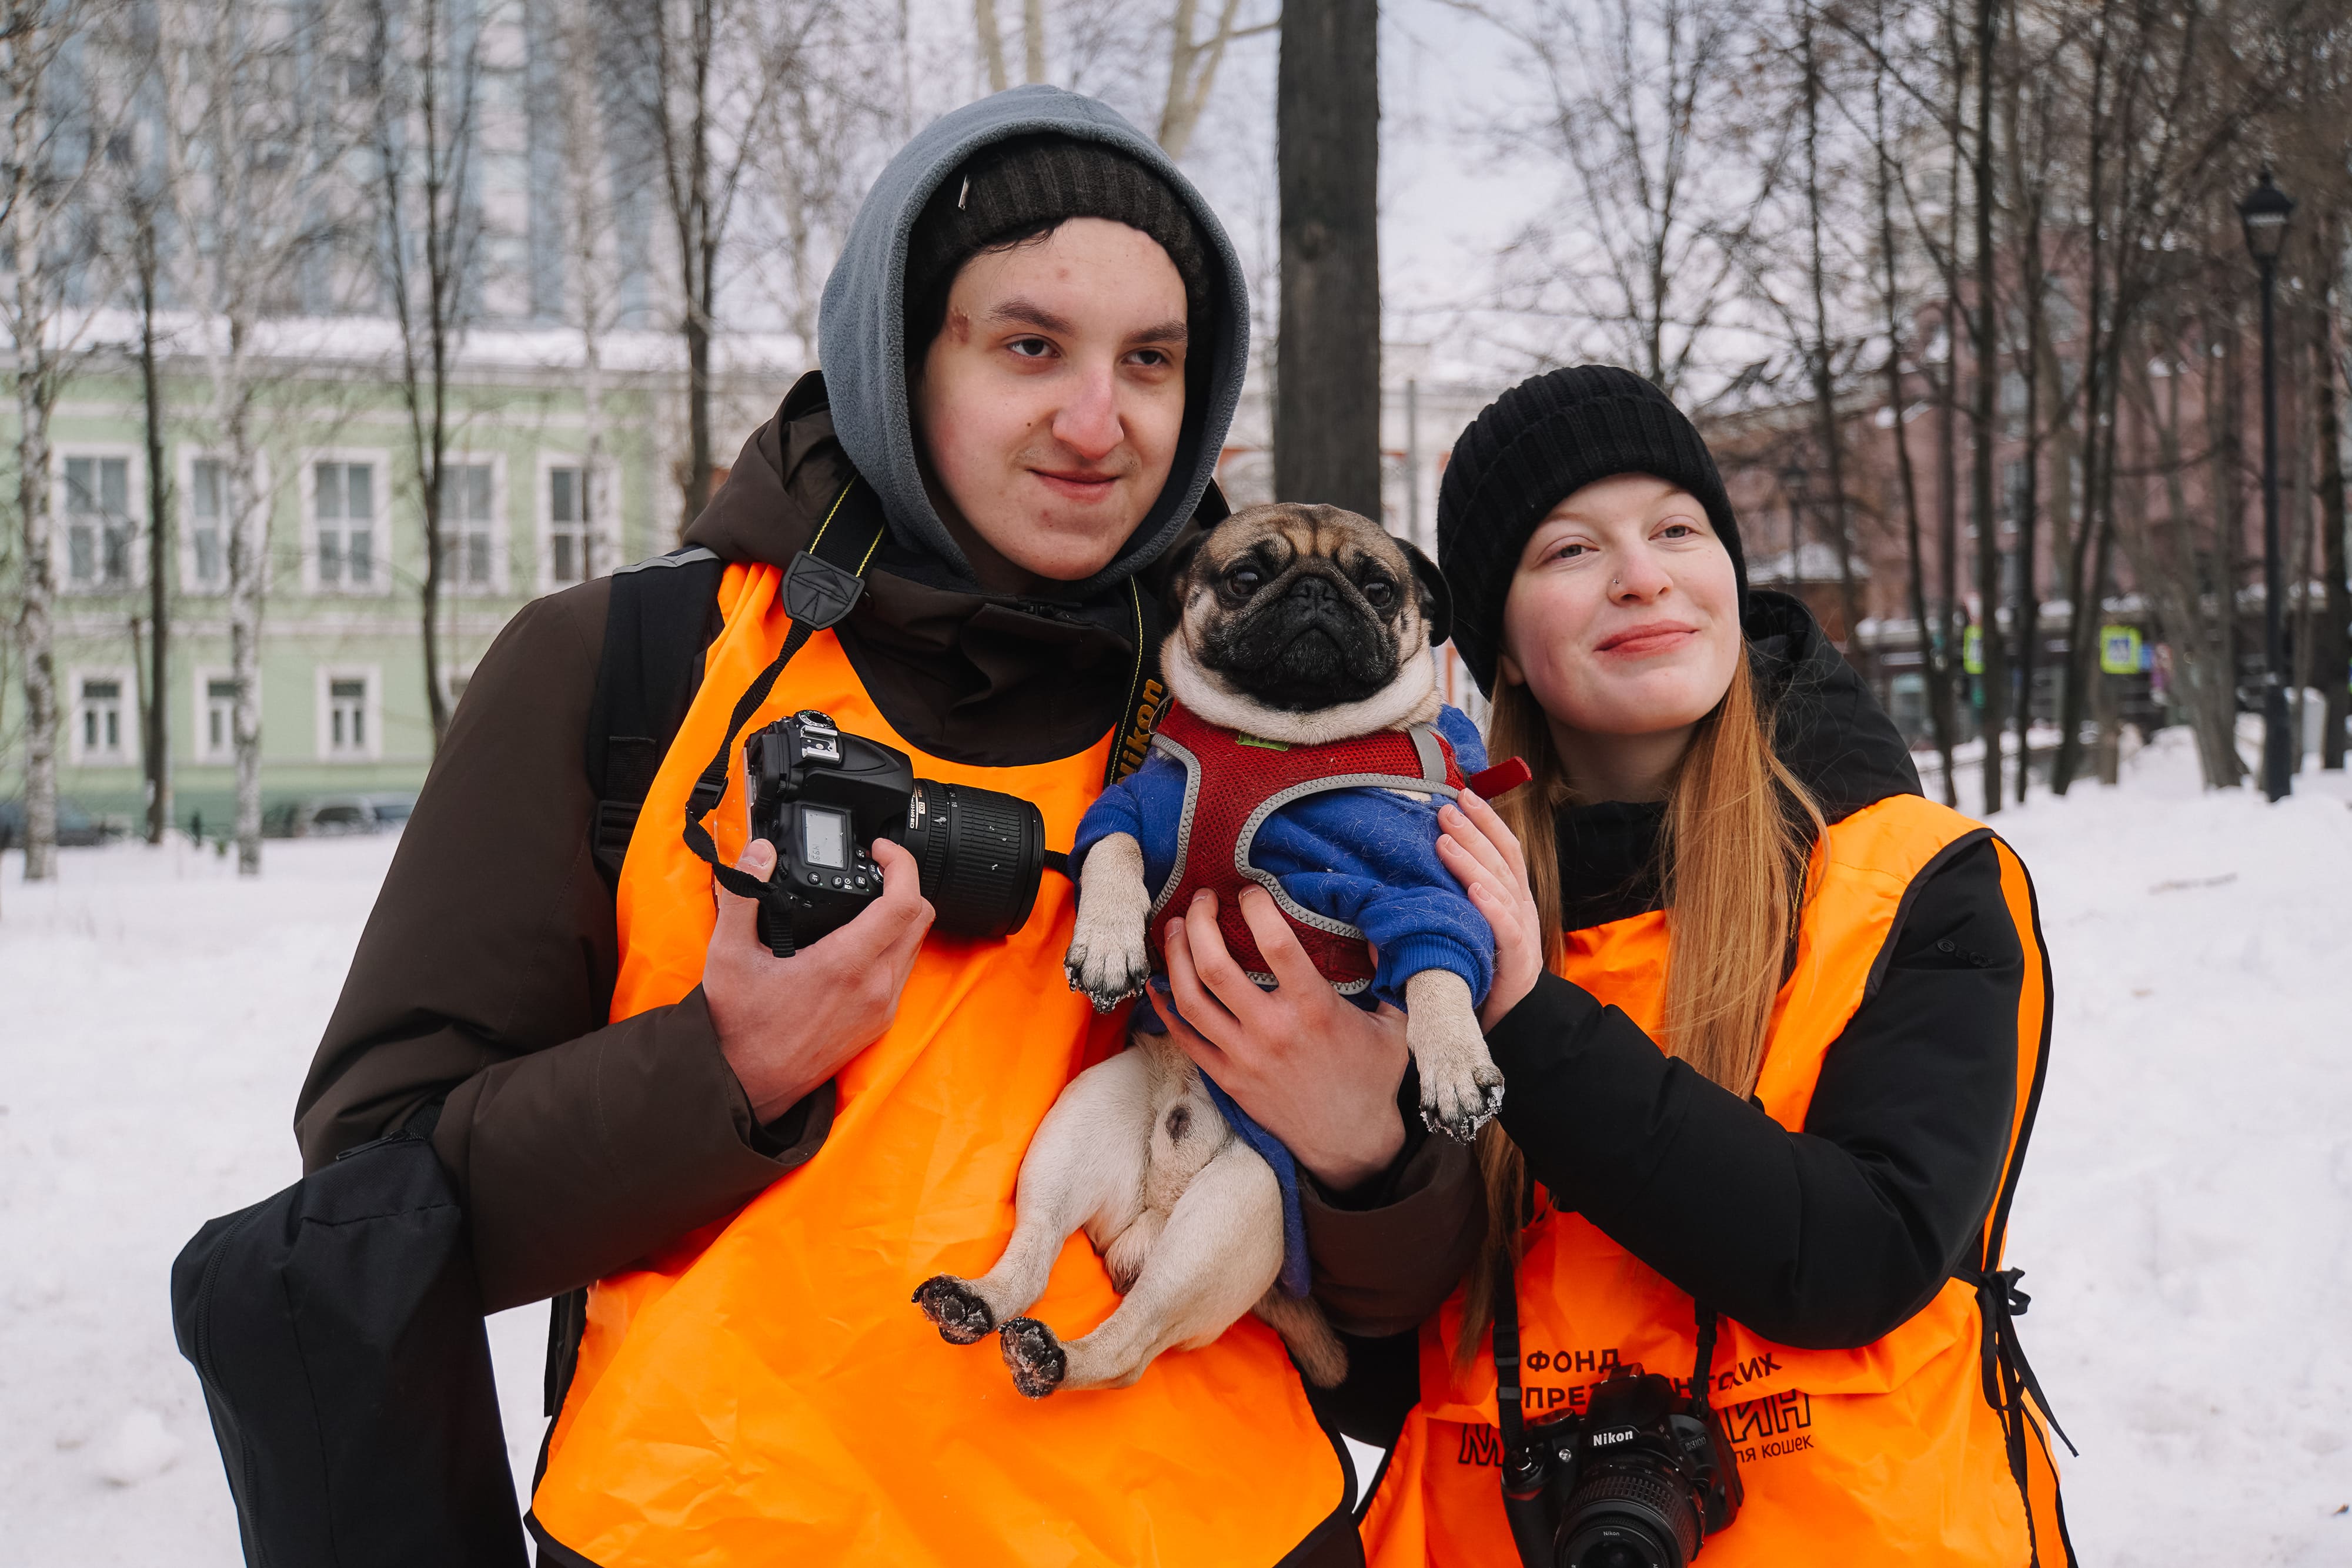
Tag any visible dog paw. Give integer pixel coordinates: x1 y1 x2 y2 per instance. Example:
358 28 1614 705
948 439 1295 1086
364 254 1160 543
1420 1059 1506 1145
913 1275 995 1345
998 1316 1068 1399
1064 924 1152 1012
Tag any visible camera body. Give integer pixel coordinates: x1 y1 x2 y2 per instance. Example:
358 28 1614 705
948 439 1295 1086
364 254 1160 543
1502 1365 1742 1568
743 710 1047 956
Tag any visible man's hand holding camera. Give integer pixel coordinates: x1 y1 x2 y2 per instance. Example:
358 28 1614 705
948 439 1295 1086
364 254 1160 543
704 836 934 1124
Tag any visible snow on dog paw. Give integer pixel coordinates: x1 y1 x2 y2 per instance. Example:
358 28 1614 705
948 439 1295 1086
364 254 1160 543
92 1407 182 1487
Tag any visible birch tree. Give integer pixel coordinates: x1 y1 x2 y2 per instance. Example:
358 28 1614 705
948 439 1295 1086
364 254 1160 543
3 0 115 884
158 0 350 872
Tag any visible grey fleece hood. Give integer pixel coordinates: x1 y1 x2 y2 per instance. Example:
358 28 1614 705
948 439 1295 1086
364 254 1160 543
817 85 1251 598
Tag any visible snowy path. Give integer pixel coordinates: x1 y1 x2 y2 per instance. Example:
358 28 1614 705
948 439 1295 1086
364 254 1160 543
2 732 2347 1564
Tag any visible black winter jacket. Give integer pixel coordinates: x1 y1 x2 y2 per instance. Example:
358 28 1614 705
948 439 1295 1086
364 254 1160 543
1487 592 2026 1349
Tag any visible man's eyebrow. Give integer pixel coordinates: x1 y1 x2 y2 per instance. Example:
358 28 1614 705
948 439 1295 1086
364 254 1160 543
984 298 1077 336
1128 318 1188 346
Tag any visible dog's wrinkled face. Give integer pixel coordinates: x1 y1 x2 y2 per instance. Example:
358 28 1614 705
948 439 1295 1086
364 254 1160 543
1170 503 1452 714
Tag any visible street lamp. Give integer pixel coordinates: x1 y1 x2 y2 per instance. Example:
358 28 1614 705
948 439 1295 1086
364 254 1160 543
1780 457 1812 590
2239 168 2296 801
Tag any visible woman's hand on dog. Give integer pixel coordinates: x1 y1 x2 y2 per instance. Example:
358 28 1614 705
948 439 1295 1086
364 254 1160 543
704 837 936 1124
1438 790 1546 1031
1154 885 1410 1193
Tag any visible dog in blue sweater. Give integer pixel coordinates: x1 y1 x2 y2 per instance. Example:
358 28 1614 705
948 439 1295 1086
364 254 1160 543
916 503 1502 1397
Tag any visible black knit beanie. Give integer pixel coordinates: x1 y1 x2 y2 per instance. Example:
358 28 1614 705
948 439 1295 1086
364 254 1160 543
1436 365 1748 696
903 135 1214 353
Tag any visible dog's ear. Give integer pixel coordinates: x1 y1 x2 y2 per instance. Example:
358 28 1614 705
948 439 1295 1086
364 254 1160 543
1156 523 1212 624
1399 537 1454 648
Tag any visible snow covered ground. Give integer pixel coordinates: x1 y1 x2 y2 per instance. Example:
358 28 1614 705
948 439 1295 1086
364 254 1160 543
2 731 2348 1564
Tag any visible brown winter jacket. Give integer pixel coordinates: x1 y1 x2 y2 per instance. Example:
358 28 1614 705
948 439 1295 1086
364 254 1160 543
292 373 1479 1331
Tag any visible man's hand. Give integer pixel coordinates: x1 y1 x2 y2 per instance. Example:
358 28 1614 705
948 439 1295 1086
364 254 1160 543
704 837 934 1124
1154 885 1411 1192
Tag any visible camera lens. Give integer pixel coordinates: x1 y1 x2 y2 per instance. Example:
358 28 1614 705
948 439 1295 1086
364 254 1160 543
902 780 1045 939
1559 1467 1700 1568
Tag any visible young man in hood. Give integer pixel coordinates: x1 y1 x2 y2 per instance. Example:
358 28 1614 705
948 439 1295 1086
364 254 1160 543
295 87 1472 1566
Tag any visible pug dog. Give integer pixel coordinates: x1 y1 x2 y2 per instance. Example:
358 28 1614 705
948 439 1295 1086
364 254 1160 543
913 503 1504 1399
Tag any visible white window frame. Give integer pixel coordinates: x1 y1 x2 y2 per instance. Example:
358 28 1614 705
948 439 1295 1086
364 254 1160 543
435 451 509 596
534 450 621 594
178 447 272 598
56 445 146 596
68 664 139 765
300 447 394 596
315 663 383 763
192 665 244 764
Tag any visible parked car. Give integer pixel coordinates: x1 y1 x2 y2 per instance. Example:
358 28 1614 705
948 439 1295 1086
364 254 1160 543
260 793 417 839
0 798 110 851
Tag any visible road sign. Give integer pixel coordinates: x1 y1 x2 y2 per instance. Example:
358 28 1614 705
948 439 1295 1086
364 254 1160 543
2100 625 2143 676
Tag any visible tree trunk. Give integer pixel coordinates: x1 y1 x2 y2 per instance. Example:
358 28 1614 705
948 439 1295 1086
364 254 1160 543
2318 230 2348 770
1969 0 2006 814
1800 16 1859 653
139 213 173 845
1274 0 1380 517
224 329 268 877
15 357 59 884
1870 12 1956 804
974 0 1008 93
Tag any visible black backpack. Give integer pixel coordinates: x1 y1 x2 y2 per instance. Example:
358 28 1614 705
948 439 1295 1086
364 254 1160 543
169 1104 529 1568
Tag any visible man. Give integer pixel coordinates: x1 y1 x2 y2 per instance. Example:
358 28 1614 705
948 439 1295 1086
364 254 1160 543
296 86 1472 1566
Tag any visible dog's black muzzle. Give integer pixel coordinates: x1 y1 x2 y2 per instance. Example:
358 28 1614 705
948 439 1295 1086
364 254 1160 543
1209 569 1401 711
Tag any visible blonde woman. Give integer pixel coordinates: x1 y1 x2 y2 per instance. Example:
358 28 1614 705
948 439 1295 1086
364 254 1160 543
1362 367 2073 1567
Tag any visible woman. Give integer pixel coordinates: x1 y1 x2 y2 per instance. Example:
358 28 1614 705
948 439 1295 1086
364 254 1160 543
1361 366 2072 1567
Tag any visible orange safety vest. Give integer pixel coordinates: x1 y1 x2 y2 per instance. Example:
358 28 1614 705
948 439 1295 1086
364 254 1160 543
1362 794 2074 1567
530 550 1352 1565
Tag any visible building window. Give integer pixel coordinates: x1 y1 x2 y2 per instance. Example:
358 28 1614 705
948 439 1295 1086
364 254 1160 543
439 462 499 590
200 674 239 762
315 460 377 590
64 455 133 590
74 673 132 764
329 677 368 755
187 458 229 591
545 462 613 586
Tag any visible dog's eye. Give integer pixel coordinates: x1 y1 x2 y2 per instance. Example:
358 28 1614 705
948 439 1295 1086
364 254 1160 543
1225 565 1264 595
1361 578 1395 609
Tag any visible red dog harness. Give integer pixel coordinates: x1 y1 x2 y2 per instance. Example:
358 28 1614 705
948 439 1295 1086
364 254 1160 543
1146 700 1465 994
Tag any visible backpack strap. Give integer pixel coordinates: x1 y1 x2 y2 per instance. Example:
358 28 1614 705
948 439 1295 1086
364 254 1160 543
584 545 727 890
1949 835 2079 1568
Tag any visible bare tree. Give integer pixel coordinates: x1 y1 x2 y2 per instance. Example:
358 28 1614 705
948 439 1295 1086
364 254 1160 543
3 0 118 885
157 0 353 871
612 0 833 529
366 0 482 754
548 0 617 579
1866 0 1960 804
2317 220 2348 770
1461 0 1778 397
1156 0 1278 159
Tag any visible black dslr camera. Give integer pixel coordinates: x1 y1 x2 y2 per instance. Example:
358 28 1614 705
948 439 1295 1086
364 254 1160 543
1502 1364 1743 1568
743 710 1047 957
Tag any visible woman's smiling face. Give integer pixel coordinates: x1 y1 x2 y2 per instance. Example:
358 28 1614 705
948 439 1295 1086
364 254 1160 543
1498 472 1742 746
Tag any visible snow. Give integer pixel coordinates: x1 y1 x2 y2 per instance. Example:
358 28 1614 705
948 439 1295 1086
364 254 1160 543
4 738 2350 1563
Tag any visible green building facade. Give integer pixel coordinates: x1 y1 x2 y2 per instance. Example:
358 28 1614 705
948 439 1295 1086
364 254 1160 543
4 350 704 831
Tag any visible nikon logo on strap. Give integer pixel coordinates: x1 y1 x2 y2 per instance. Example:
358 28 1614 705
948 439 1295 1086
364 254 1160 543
1112 676 1167 785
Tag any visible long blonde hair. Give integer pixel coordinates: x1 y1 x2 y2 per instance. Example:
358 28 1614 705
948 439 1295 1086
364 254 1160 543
1455 650 1823 1369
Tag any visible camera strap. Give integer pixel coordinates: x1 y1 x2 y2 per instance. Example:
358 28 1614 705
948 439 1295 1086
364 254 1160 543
1492 1252 1532 1465
681 479 888 940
